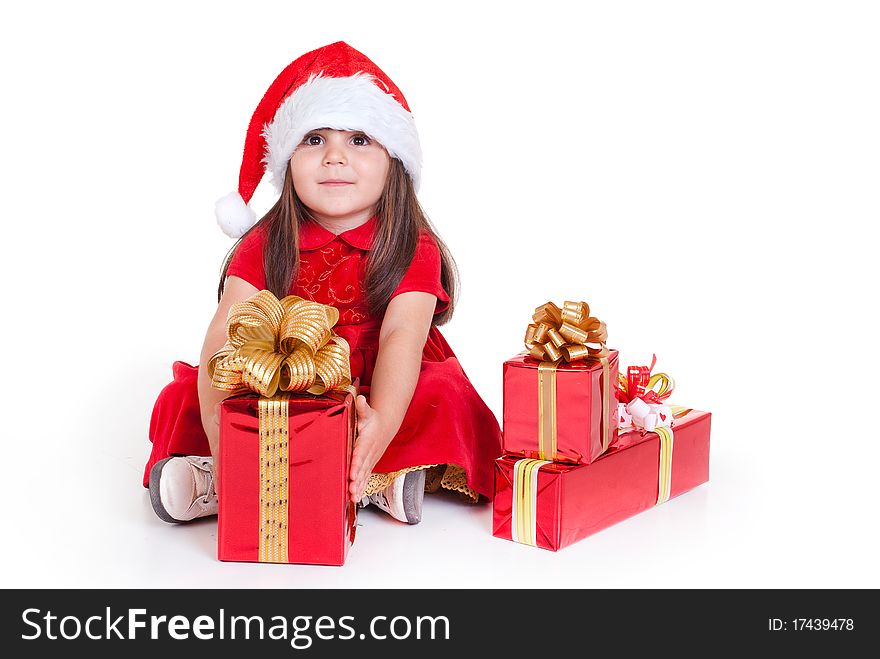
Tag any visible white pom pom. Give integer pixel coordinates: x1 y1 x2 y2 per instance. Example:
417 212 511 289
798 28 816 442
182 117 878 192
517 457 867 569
215 191 257 238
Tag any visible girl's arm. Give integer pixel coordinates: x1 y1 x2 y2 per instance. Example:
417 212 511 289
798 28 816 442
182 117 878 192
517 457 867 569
196 275 260 478
348 291 437 502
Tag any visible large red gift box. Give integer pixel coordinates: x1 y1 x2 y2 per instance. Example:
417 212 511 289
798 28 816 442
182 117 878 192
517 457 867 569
217 390 357 566
502 350 620 465
493 409 710 551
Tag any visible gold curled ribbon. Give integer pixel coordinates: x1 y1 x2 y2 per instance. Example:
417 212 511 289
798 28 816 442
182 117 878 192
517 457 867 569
209 290 352 397
525 301 609 363
524 300 612 460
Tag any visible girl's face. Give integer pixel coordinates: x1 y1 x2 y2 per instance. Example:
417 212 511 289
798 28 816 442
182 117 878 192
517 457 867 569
289 128 391 224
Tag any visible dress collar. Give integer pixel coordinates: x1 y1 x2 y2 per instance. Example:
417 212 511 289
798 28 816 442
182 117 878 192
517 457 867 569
298 215 378 251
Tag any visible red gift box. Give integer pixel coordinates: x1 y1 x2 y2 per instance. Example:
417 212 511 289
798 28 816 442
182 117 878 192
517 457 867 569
502 350 620 465
217 390 357 566
493 408 710 551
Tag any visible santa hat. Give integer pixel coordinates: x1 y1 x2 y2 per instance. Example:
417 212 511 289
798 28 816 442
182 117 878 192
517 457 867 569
215 41 422 238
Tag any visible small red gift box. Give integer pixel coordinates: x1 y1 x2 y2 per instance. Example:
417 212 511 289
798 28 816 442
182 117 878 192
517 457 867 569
493 408 710 551
502 350 620 465
217 390 357 566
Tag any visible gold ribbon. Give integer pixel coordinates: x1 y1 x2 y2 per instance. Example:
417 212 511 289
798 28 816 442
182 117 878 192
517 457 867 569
537 362 557 459
208 290 352 397
655 426 674 505
259 394 290 562
209 290 354 564
524 300 612 460
669 404 692 419
598 357 612 453
511 458 552 546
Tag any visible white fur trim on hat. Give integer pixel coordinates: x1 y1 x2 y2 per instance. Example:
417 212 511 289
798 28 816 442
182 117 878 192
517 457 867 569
261 72 422 193
215 191 257 239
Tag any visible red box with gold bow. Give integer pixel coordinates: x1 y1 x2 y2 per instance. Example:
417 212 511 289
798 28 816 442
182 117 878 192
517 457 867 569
217 391 357 566
503 300 619 465
493 408 710 551
503 353 620 464
209 290 358 566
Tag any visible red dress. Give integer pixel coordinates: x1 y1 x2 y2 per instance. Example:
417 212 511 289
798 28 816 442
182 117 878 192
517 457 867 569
143 215 502 501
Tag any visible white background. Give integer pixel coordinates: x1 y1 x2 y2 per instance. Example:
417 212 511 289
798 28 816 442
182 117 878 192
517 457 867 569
1 0 877 588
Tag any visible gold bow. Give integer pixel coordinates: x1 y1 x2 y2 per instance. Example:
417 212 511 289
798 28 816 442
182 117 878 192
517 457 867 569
523 300 614 460
208 290 351 397
524 301 608 363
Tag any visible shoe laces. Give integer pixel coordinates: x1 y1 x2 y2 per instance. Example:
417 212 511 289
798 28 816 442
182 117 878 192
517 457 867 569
363 488 391 510
195 459 216 505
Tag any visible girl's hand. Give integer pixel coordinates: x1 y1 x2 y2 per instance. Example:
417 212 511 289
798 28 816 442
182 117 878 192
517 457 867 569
349 395 392 503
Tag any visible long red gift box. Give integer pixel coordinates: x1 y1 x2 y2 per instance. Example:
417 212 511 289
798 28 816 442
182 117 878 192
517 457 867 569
493 408 710 551
502 350 620 465
217 390 357 566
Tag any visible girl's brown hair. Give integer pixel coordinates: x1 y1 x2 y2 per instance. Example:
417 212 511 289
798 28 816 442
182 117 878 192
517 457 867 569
217 157 457 326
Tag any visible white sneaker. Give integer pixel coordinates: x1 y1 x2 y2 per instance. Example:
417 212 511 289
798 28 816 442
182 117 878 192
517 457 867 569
149 456 218 523
360 469 425 524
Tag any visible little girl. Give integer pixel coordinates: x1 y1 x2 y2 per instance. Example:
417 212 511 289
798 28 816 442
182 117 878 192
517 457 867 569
143 41 502 526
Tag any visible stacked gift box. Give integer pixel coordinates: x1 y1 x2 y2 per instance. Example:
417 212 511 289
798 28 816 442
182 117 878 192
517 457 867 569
493 301 711 551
